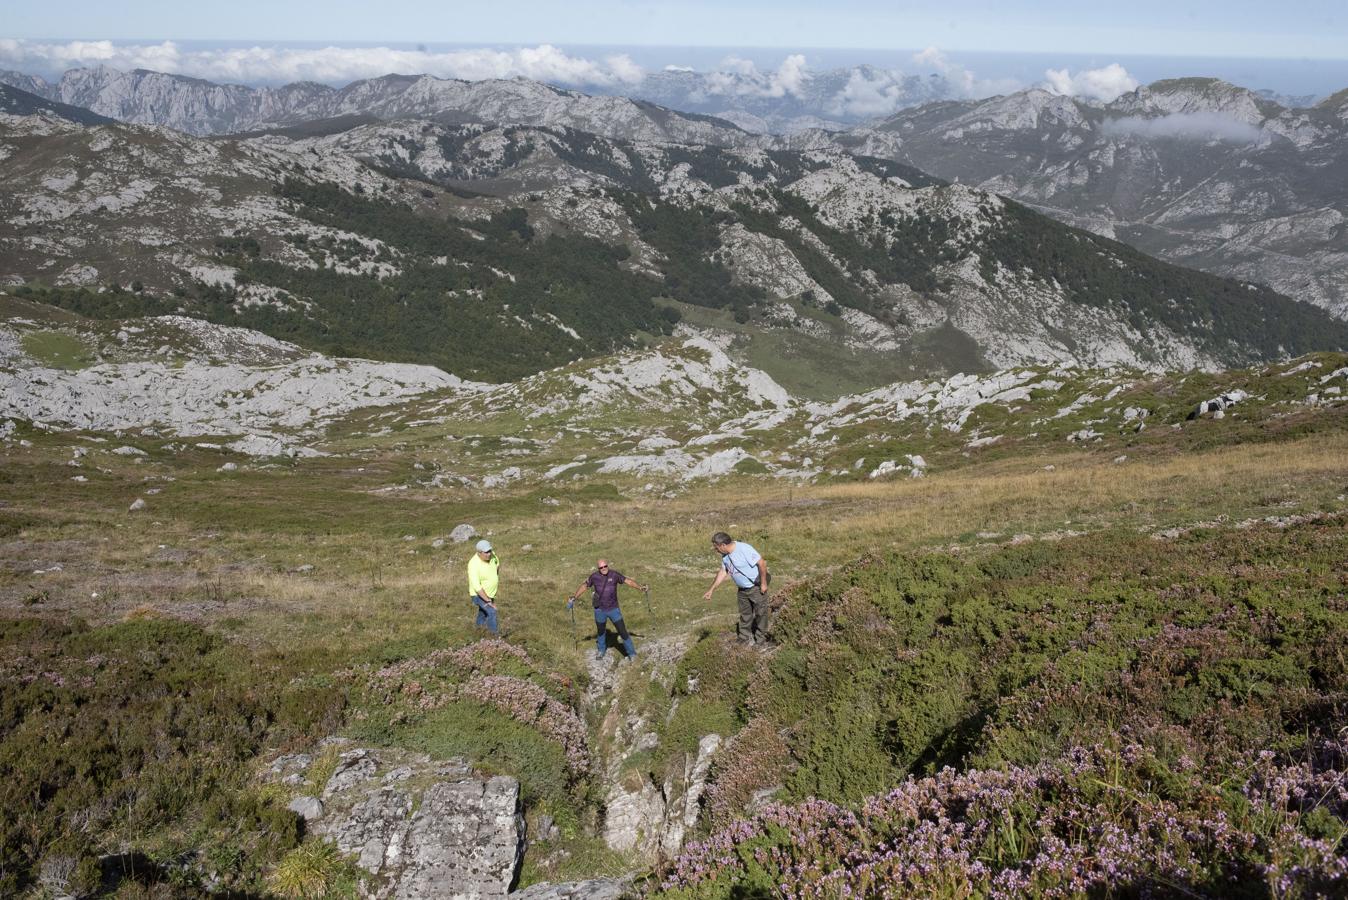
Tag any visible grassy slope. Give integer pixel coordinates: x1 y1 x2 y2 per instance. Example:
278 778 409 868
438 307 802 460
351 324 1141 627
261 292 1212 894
667 299 988 399
652 504 1348 897
1 358 1347 892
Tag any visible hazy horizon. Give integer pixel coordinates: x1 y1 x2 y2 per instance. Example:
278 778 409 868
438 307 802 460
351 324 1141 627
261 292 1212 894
4 39 1347 105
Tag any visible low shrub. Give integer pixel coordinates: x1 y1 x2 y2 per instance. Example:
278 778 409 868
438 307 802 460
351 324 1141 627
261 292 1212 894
703 718 792 828
748 520 1348 812
346 639 594 811
0 617 308 893
657 740 1348 898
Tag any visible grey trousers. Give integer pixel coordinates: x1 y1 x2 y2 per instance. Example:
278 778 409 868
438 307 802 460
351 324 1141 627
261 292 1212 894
736 586 771 644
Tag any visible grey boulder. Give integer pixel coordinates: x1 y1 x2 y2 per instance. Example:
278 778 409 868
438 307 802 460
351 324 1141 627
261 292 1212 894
512 876 633 899
287 796 324 820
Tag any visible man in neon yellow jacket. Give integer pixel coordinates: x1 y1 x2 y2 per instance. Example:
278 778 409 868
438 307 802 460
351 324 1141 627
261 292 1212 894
467 539 501 635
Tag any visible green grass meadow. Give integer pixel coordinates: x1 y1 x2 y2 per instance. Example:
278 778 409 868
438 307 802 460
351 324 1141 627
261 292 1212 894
2 358 1347 894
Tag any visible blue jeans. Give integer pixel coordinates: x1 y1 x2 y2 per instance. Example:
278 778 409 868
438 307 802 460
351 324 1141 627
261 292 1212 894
595 607 635 658
472 596 499 635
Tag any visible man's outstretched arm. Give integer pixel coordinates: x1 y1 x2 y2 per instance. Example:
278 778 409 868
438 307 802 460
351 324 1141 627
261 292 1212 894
703 567 729 601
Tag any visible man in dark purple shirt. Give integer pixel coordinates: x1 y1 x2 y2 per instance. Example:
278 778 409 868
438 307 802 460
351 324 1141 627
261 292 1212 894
568 559 646 660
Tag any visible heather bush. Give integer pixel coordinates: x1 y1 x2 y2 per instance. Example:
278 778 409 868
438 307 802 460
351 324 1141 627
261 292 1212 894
746 522 1348 811
347 638 593 808
463 674 591 776
351 698 577 809
657 697 739 776
704 718 792 828
678 520 1348 893
674 632 762 714
657 741 1348 898
0 617 330 894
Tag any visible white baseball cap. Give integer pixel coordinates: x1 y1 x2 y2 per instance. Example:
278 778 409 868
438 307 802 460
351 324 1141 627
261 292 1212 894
475 539 493 553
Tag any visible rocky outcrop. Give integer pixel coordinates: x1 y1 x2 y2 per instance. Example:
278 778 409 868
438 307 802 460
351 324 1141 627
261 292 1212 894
1187 389 1250 420
512 877 632 899
589 638 722 860
657 734 722 856
0 318 476 457
602 728 721 858
0 82 116 125
266 746 525 899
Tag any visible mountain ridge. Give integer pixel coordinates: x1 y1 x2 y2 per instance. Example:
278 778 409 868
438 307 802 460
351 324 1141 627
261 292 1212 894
853 77 1348 319
0 65 754 145
3 108 1346 388
9 65 1342 322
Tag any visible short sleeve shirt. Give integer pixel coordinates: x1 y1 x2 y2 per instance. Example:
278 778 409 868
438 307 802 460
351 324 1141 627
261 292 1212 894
721 542 762 588
586 568 626 610
467 553 500 599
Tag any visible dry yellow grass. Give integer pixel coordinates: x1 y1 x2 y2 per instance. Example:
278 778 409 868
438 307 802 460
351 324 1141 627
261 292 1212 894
7 425 1346 676
698 431 1348 557
184 430 1345 668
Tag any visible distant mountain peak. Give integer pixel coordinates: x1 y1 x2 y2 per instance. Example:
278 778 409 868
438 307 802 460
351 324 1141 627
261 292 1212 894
0 64 756 147
1145 76 1231 93
845 77 1348 320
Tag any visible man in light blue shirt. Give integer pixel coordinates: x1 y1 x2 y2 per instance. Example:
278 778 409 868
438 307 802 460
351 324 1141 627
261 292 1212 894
704 531 772 646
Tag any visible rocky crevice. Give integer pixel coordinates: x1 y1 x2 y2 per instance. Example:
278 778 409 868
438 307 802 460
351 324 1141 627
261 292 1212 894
583 637 723 862
262 629 723 897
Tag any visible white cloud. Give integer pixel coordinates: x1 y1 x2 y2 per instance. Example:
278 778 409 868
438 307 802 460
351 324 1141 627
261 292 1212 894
0 39 645 88
603 53 644 85
911 46 976 95
704 54 812 99
1042 64 1138 102
719 56 759 77
775 54 810 97
825 48 1022 119
910 47 1021 98
1101 112 1266 143
830 69 909 117
910 47 946 70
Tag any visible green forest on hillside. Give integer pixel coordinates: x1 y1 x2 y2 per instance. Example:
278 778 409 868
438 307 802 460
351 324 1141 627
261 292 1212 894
982 200 1348 360
13 170 1348 379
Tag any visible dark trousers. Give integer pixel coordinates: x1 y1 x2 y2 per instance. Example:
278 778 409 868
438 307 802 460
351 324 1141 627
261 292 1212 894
736 586 771 644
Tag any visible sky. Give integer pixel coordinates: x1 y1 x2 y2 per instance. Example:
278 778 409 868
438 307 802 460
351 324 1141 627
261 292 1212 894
5 1 1345 59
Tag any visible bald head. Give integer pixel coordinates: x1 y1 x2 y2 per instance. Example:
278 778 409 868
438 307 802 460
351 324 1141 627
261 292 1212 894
597 559 609 570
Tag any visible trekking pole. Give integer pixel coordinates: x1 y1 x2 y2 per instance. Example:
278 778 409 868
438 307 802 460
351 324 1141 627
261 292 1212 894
643 585 652 620
566 596 578 647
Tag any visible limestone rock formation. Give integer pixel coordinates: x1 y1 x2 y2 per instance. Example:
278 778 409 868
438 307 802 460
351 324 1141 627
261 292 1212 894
265 746 525 899
512 877 633 899
596 643 722 859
